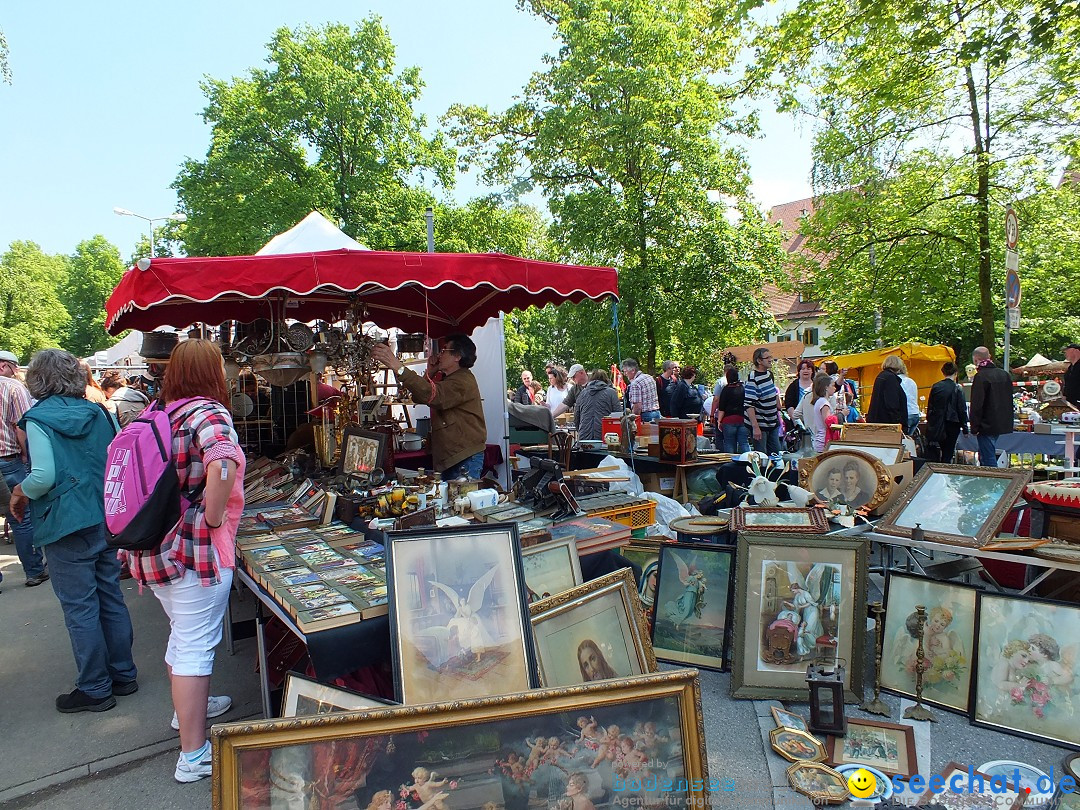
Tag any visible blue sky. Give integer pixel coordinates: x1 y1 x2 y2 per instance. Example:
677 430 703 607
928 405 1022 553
0 2 812 260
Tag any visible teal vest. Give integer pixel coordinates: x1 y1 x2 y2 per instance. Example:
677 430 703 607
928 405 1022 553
20 397 117 547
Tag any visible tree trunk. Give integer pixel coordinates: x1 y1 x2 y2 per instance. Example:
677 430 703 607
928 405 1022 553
976 153 994 351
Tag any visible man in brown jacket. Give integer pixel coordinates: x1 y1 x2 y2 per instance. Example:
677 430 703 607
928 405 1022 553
371 335 487 478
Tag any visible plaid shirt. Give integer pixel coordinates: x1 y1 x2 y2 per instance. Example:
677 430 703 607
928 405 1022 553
626 371 659 413
0 376 32 457
126 399 243 587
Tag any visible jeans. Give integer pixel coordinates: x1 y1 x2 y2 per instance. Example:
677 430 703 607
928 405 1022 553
443 451 484 480
721 423 750 454
905 414 921 436
976 433 999 467
640 410 662 424
46 523 137 698
0 457 45 579
752 425 782 456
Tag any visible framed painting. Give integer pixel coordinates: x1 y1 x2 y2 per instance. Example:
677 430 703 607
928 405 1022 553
212 670 710 810
650 542 734 671
338 425 388 476
386 523 538 704
731 533 867 702
879 572 979 714
771 706 809 732
825 439 904 466
282 672 393 717
797 449 893 511
731 507 829 534
825 718 917 777
530 568 656 687
971 591 1080 749
841 422 904 439
521 537 583 604
979 537 1051 552
786 761 849 804
876 464 1032 548
769 726 825 762
915 762 1024 809
621 537 667 610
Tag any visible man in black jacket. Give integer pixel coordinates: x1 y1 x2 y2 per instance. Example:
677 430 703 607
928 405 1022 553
924 362 969 463
969 346 1014 467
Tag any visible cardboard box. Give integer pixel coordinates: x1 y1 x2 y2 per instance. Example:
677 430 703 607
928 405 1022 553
639 473 674 495
1034 423 1053 434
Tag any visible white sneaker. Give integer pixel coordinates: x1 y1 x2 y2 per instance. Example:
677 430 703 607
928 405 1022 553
171 695 233 730
174 748 213 783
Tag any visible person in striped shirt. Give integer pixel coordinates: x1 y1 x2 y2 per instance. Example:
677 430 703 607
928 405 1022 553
743 347 782 456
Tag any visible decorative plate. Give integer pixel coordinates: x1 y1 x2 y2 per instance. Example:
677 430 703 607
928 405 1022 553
285 322 315 351
230 392 254 418
977 760 1052 800
835 764 893 800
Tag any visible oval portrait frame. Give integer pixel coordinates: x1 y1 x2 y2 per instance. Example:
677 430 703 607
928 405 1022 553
798 449 893 512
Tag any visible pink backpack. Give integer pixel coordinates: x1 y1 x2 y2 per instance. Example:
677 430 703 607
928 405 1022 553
104 397 212 551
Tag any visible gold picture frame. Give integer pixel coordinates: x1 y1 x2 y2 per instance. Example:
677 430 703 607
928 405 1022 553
731 506 829 534
825 438 905 465
771 706 809 732
798 449 894 512
841 422 903 439
876 463 1032 548
769 726 826 762
530 568 657 687
786 761 849 804
212 670 709 810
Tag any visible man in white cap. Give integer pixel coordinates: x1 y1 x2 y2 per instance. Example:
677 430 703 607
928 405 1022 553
552 363 589 418
0 350 47 586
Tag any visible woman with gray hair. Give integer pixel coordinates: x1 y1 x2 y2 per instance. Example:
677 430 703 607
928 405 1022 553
9 349 137 714
866 354 909 429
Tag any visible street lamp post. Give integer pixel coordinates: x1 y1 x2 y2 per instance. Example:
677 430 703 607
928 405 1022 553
113 207 187 257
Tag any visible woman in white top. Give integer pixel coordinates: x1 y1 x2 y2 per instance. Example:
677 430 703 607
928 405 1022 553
809 373 837 452
545 366 569 414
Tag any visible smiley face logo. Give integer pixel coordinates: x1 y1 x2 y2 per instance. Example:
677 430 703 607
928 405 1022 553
847 768 877 799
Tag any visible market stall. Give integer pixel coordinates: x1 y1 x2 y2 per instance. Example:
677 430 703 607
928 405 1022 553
819 341 956 411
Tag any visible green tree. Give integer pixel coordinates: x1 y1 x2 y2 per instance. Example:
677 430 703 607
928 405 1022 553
173 19 455 256
0 241 70 360
61 236 127 357
447 0 782 375
758 0 1080 354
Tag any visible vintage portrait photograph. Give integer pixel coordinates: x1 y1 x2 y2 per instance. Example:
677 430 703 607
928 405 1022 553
798 450 890 511
521 538 583 604
650 543 733 670
972 592 1080 748
880 573 979 713
732 535 866 701
282 673 392 718
214 671 708 810
878 464 1031 547
388 525 537 704
826 719 916 777
531 570 655 687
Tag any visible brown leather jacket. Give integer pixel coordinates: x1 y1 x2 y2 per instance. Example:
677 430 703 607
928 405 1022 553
398 367 486 472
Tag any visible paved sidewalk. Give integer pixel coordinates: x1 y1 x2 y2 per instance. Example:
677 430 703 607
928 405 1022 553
0 545 261 807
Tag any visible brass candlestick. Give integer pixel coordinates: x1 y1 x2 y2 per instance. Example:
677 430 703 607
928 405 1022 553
861 601 891 716
903 605 937 722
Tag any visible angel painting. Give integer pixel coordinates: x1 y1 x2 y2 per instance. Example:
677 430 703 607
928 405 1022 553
431 565 500 665
663 555 707 628
760 562 840 668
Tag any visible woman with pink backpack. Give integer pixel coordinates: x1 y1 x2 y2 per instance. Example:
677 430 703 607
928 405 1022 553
121 339 245 784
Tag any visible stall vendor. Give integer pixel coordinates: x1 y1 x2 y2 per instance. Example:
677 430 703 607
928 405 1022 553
371 336 487 479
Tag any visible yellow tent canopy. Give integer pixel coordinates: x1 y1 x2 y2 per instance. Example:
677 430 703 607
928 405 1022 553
819 342 956 414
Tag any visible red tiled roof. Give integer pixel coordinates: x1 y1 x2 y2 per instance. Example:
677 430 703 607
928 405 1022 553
766 196 826 319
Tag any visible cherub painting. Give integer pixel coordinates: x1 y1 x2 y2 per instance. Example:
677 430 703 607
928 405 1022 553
974 593 1080 748
879 574 976 713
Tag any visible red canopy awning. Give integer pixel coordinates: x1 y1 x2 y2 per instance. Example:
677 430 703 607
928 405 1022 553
105 249 619 337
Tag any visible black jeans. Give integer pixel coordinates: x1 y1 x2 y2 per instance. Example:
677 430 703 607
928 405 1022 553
925 423 962 463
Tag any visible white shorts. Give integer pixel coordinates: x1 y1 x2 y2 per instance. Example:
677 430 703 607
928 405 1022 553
151 566 233 677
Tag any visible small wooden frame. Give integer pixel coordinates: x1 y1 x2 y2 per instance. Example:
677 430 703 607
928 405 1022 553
338 424 388 476
771 706 810 732
825 717 917 777
731 506 829 534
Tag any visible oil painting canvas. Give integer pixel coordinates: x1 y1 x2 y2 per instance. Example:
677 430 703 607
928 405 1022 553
388 525 537 704
650 543 733 670
972 592 1080 749
880 573 978 713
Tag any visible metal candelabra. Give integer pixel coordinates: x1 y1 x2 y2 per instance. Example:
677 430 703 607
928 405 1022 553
903 604 937 722
860 601 891 716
